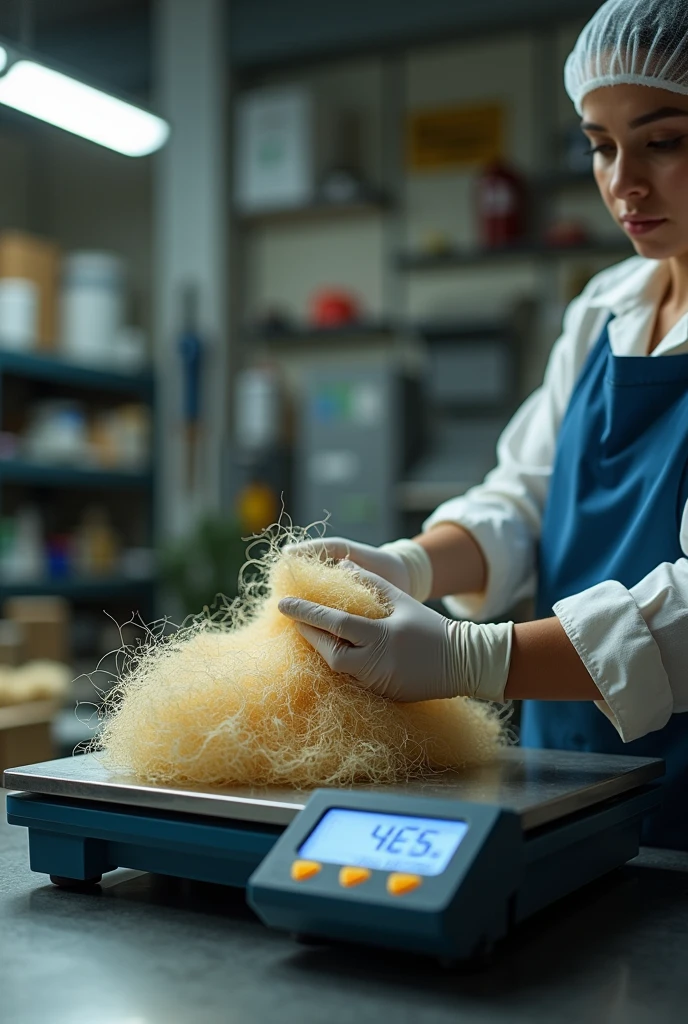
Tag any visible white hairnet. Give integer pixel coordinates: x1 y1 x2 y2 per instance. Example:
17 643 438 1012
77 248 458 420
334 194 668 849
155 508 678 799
565 0 688 114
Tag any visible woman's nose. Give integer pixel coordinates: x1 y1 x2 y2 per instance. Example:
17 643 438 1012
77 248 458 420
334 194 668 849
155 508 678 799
608 154 650 201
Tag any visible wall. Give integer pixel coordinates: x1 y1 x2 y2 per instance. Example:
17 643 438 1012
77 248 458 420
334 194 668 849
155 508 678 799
0 122 31 233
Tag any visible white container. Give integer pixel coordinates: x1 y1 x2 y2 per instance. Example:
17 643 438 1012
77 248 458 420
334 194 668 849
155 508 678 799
0 278 38 351
23 400 89 465
234 366 283 451
60 252 126 365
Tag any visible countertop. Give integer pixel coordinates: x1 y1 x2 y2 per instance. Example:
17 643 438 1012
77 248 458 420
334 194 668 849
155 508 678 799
2 788 688 1024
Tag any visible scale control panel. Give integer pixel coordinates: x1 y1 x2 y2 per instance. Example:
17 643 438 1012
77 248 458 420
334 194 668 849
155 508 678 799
248 790 523 961
290 858 424 895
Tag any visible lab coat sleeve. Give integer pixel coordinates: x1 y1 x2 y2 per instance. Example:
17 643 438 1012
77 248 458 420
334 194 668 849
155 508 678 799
553 555 688 742
422 291 594 622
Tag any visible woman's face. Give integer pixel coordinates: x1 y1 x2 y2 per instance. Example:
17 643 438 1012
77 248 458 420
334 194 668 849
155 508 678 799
581 84 688 259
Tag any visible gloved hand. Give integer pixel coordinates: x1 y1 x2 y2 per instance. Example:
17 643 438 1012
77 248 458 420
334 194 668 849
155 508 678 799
283 536 433 603
278 562 512 703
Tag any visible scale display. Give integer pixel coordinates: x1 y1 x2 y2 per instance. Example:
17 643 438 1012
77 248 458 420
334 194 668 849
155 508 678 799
298 808 469 876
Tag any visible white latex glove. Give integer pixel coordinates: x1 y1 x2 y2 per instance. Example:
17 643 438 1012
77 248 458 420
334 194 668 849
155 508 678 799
278 562 512 703
283 536 433 603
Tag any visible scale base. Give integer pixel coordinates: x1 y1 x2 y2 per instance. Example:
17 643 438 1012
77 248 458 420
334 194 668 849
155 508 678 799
7 787 659 936
50 874 103 890
4 750 664 962
7 792 281 889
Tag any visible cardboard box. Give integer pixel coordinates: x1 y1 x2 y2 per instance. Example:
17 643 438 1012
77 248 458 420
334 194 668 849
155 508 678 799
0 700 55 774
3 597 70 664
0 230 60 349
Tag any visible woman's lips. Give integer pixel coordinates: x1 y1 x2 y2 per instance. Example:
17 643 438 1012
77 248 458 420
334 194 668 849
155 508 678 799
622 217 667 236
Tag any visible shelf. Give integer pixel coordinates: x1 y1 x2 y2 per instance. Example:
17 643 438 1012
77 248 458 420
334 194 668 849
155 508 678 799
246 321 396 344
0 462 153 489
397 239 634 270
0 351 154 396
0 577 156 600
536 169 596 190
396 480 474 512
239 197 391 226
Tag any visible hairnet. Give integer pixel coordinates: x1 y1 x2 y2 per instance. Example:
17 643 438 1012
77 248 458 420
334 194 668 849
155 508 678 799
565 0 688 114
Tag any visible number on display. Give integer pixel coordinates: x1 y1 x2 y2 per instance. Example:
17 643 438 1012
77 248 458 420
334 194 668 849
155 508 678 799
371 823 441 858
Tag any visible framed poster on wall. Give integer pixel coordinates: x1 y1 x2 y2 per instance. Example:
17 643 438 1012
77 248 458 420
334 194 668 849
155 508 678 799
235 87 313 212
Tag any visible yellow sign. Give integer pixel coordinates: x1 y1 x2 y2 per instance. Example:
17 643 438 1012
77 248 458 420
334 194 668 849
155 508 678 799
408 103 504 171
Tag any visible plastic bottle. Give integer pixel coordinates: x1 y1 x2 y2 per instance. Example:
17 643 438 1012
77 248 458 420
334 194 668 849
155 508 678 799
2 507 45 581
74 507 119 577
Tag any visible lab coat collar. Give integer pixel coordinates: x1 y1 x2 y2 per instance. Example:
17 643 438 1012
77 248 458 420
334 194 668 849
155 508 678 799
589 257 688 356
587 257 667 316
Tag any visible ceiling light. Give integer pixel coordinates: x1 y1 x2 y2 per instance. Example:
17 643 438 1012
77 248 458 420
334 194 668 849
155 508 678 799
0 45 169 157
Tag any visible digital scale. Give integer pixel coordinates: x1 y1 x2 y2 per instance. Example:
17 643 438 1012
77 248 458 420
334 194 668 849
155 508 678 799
4 748 662 963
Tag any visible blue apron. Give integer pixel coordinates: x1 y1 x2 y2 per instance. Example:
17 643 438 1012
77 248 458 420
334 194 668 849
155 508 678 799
521 315 688 849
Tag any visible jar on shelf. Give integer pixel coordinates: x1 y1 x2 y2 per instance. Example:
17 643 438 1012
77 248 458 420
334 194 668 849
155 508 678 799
0 278 38 352
60 251 126 365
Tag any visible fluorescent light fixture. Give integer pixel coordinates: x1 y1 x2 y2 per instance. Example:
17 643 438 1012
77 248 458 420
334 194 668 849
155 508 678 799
0 55 169 157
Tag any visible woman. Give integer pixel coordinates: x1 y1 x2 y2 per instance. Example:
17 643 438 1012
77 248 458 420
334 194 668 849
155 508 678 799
279 0 688 849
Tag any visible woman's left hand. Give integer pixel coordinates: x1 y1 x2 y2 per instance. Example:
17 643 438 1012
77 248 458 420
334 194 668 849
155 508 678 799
278 562 512 703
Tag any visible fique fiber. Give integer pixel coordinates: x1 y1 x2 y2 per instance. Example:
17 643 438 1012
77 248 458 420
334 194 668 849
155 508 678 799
95 531 506 788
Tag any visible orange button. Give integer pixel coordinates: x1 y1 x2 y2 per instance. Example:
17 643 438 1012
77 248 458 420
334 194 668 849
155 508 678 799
387 872 422 896
291 859 322 882
339 866 372 888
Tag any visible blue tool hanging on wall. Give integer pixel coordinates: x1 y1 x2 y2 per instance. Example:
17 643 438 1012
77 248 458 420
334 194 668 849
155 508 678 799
178 284 204 492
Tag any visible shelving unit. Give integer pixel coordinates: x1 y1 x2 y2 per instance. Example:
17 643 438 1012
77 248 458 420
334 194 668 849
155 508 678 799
233 26 639 542
0 351 156 607
0 577 154 601
239 196 391 227
0 462 153 490
245 321 396 344
0 351 154 396
397 239 634 271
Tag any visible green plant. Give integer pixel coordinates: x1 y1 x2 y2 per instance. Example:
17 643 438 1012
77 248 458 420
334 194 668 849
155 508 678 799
159 516 261 618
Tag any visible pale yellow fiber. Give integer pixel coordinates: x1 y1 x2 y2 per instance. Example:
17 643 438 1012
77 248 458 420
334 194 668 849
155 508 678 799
0 661 71 706
96 530 506 787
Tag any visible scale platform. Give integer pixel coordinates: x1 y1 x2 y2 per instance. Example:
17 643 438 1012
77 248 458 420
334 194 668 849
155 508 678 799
4 748 663 962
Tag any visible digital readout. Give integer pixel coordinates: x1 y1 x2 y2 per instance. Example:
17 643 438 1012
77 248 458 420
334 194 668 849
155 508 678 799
298 809 469 876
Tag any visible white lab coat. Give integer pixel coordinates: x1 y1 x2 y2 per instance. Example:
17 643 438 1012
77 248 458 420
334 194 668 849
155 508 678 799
423 255 688 743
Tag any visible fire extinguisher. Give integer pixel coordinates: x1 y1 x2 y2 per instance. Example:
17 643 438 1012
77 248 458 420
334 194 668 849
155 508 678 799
476 160 527 249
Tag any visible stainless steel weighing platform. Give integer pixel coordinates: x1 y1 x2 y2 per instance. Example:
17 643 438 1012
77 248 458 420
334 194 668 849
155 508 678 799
4 748 664 962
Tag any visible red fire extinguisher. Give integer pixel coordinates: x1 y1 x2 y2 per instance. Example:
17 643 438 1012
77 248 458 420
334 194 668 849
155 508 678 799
476 160 528 249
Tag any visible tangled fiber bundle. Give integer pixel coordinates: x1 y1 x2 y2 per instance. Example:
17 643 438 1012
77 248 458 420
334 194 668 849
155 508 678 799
95 529 506 788
0 661 71 707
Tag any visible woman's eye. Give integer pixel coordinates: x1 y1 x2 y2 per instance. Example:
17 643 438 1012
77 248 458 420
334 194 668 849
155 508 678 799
648 136 686 150
584 144 615 156
583 136 687 157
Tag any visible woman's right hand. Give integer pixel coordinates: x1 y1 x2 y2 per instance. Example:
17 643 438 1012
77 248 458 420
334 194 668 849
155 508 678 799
284 536 434 602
